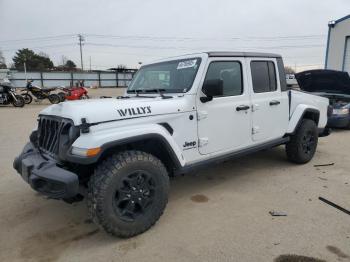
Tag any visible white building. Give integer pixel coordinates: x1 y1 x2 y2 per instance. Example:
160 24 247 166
325 14 350 73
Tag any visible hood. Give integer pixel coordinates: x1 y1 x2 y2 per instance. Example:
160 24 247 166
295 69 350 95
40 96 192 125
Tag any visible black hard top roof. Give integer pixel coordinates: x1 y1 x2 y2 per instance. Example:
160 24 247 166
206 51 282 58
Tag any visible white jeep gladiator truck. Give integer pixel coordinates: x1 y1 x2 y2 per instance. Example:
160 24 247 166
14 52 330 237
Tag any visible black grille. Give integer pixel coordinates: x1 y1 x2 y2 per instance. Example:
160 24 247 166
37 116 72 156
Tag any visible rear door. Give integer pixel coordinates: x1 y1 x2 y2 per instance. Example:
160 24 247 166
247 59 289 142
197 58 252 155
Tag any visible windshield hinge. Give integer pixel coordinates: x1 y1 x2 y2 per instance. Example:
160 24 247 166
80 118 90 133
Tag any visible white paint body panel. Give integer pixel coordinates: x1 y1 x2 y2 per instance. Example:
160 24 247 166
246 57 290 142
287 90 329 133
39 53 329 168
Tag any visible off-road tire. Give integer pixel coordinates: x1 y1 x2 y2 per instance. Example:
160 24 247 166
286 119 318 164
87 151 169 238
12 95 25 107
48 94 60 104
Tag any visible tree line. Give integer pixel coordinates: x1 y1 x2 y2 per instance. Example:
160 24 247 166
0 48 77 71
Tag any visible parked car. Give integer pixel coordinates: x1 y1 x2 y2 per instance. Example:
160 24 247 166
286 73 298 87
14 52 330 238
296 69 350 129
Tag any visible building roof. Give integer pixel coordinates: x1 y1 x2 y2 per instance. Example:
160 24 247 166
207 51 281 58
329 14 350 26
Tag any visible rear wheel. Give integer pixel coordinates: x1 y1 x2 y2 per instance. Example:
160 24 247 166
286 119 318 164
22 94 32 104
48 94 60 104
12 95 25 107
87 151 169 238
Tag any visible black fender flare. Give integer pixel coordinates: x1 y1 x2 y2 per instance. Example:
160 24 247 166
66 133 182 168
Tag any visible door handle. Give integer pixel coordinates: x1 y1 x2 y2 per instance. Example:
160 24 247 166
236 105 250 111
269 100 280 106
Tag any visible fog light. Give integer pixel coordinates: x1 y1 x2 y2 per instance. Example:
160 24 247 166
71 147 101 157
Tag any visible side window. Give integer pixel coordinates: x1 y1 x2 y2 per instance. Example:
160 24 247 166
251 61 277 93
204 61 243 97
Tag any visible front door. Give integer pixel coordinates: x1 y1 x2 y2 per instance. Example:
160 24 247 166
197 58 252 155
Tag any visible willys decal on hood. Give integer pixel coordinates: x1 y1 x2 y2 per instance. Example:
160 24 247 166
117 106 152 117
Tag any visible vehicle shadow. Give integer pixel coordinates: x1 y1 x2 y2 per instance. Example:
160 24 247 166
169 146 292 202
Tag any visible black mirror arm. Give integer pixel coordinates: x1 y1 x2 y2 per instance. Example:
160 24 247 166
200 96 213 103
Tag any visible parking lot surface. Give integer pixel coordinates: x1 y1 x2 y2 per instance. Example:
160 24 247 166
0 88 349 262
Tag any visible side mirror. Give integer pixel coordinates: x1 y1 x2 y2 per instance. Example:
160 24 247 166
200 79 223 103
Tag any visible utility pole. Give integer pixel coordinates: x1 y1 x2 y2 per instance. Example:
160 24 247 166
89 56 91 71
23 61 27 81
78 34 85 71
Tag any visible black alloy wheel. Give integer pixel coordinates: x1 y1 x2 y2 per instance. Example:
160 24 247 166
113 171 156 222
301 130 316 155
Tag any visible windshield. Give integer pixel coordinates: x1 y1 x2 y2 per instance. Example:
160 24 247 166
127 58 201 93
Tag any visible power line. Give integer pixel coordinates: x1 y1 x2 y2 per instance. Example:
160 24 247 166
1 43 76 52
85 33 326 42
0 34 76 44
85 42 325 51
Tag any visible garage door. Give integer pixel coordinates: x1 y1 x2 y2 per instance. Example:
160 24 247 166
344 37 350 74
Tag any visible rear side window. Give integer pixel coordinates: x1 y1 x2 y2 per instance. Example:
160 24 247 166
251 61 277 93
204 61 243 97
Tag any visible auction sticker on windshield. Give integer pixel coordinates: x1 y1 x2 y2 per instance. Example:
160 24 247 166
177 59 197 70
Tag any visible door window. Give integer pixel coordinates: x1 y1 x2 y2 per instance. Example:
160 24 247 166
204 61 243 97
251 61 277 93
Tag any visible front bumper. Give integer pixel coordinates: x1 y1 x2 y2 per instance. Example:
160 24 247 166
13 143 79 199
327 114 350 128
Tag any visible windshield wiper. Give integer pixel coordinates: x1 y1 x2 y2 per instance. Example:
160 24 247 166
127 90 155 98
143 89 173 99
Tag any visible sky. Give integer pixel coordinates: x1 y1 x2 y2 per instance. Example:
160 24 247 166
0 0 349 71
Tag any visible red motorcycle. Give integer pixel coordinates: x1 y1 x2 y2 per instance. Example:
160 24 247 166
58 86 89 101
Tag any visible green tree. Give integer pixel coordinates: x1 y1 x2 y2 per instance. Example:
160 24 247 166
284 66 296 74
65 60 76 69
12 48 54 71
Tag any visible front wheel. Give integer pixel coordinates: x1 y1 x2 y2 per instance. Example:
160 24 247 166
57 92 66 102
22 94 33 104
48 94 60 104
87 151 169 238
12 95 25 107
286 119 318 164
80 94 89 99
